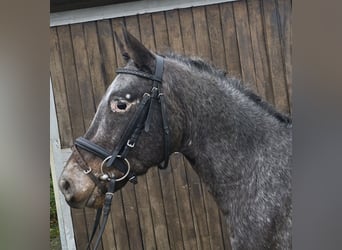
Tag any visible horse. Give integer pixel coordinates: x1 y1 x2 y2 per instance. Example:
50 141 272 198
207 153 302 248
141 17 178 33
59 27 292 250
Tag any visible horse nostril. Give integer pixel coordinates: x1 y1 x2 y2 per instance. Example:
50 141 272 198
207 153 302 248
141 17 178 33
62 179 70 191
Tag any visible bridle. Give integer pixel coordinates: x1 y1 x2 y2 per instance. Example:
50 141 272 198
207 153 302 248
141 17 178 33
71 55 170 250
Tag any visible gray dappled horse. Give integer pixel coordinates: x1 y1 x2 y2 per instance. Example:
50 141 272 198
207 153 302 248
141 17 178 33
59 28 292 249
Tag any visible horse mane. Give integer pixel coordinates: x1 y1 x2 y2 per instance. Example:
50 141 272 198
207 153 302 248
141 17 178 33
164 52 292 125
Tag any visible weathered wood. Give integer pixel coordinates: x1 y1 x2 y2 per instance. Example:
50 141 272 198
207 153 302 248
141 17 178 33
233 0 258 92
50 28 73 147
246 0 273 102
109 191 130 250
57 25 85 141
70 24 97 129
111 17 126 68
179 8 197 56
83 22 107 107
71 208 91 249
121 183 143 250
96 19 118 88
165 10 184 54
171 154 198 250
276 0 292 112
206 4 226 70
220 3 242 79
192 6 211 61
262 0 289 113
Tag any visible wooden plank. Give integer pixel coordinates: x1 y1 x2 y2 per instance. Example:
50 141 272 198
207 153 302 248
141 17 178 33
96 19 118 88
133 175 157 250
206 4 226 70
83 22 107 107
110 191 131 250
125 14 158 250
262 0 289 113
246 0 273 102
139 13 171 250
152 12 186 250
219 211 232 250
220 3 242 79
57 25 85 140
171 154 198 250
192 6 211 61
111 18 126 68
276 0 292 112
122 184 143 250
233 0 258 92
50 28 73 147
165 10 184 54
70 23 97 129
152 12 170 53
179 8 197 56
71 208 91 249
183 157 211 250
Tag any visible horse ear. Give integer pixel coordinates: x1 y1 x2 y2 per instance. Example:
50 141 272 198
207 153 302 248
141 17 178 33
114 31 130 62
121 26 155 71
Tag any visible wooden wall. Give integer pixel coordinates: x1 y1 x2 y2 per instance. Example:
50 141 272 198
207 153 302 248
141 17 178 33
50 0 291 249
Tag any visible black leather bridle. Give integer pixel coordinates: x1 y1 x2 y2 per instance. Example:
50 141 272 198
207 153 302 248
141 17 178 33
71 55 170 250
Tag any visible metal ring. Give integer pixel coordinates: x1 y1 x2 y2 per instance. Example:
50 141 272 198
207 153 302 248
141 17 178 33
100 155 131 182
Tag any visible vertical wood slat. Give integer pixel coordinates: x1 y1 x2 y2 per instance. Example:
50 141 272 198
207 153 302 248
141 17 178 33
206 4 227 70
262 0 290 113
57 25 85 141
179 8 197 57
276 0 292 112
96 19 118 89
233 0 258 92
70 24 96 129
220 3 242 79
246 0 273 102
50 27 73 147
83 22 107 107
50 1 291 249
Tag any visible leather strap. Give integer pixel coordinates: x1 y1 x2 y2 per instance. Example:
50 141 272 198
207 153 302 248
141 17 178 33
71 146 107 194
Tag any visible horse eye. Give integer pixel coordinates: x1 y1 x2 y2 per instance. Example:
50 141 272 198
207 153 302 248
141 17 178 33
117 101 127 110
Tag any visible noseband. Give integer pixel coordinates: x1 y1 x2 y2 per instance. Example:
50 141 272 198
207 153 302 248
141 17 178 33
72 55 170 250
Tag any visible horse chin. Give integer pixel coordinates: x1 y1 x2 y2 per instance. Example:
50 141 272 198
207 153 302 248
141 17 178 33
86 195 105 208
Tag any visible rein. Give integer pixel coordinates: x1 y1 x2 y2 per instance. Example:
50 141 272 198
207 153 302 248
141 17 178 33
72 55 170 250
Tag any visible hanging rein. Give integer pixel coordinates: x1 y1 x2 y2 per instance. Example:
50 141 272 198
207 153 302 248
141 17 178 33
71 55 170 250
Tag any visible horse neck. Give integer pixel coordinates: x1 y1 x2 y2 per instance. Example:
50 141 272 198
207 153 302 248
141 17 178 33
165 61 292 248
167 68 289 182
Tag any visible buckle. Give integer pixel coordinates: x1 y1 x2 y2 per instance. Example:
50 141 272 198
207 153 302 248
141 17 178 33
127 139 135 148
